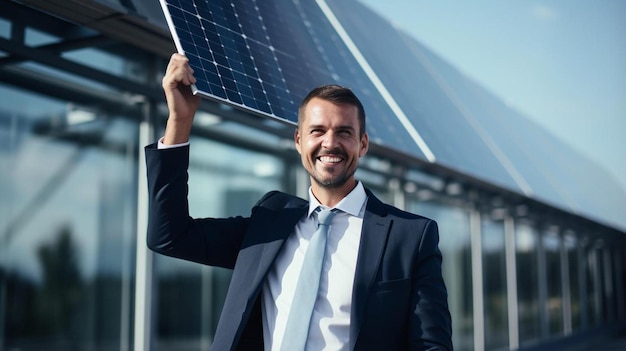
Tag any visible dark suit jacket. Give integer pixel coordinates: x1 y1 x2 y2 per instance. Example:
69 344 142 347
145 143 453 350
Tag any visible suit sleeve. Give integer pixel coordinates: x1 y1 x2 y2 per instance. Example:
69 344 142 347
410 220 453 351
144 143 248 269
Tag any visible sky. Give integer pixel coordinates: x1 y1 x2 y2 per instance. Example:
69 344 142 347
358 0 626 193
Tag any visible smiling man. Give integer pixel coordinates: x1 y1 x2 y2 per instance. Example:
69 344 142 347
295 87 368 204
145 53 453 351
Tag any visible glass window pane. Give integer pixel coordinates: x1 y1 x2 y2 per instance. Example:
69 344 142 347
408 198 473 351
613 252 626 320
482 217 508 349
565 235 582 331
586 244 602 326
0 17 10 39
543 230 563 336
600 247 615 323
0 84 137 349
516 222 540 345
62 48 150 84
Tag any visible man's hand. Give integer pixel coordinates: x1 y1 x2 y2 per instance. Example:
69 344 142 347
162 53 202 145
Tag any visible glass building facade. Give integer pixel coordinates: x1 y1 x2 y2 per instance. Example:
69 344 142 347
1 1 625 350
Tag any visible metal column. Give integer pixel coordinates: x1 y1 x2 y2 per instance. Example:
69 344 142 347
504 215 519 349
133 102 156 351
470 209 484 351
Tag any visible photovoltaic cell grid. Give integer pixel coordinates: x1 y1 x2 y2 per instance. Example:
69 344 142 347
160 0 292 118
159 0 428 160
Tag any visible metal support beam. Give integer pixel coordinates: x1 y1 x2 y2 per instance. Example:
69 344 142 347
615 250 625 320
389 178 404 209
602 247 614 322
0 34 116 67
561 232 572 335
133 100 156 351
578 241 589 329
537 228 549 337
590 246 602 325
470 209 484 351
504 215 519 349
0 37 163 100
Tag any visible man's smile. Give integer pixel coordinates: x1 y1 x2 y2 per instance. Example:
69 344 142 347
317 155 343 163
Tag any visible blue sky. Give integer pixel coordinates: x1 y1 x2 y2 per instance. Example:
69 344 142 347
358 0 626 192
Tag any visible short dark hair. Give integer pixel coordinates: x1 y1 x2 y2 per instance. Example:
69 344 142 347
297 84 366 137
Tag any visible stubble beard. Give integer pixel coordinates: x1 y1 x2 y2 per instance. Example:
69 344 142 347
309 164 356 190
306 146 358 190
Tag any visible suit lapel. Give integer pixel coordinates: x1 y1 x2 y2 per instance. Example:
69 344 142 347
251 205 308 287
350 190 391 349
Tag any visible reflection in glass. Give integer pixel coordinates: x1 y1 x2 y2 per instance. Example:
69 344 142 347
516 222 540 346
63 48 149 84
482 217 508 350
543 230 563 336
408 198 473 351
600 247 614 323
613 250 625 322
0 17 10 39
565 235 582 331
586 244 602 326
0 84 138 349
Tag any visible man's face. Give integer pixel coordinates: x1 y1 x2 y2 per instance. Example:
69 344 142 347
295 97 368 191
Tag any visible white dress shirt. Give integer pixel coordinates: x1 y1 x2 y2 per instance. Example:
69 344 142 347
157 138 189 149
262 182 367 351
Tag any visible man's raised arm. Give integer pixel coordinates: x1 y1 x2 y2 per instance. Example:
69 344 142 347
161 53 202 145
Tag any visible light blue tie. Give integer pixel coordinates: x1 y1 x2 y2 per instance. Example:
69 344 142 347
280 207 338 351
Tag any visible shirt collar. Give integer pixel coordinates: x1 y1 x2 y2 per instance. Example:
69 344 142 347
307 181 368 218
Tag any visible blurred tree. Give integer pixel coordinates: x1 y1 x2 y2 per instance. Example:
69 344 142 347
34 225 84 341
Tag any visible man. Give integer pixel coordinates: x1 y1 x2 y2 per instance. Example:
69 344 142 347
146 53 452 350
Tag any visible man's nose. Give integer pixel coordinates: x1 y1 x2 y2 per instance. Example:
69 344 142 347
321 131 338 148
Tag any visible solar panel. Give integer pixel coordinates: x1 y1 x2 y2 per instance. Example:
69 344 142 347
158 0 429 160
160 0 286 118
326 0 626 231
158 0 626 231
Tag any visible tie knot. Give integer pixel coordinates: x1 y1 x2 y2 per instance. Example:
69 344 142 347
317 207 338 227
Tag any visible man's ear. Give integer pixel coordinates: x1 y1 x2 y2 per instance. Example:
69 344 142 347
359 132 369 157
294 128 302 154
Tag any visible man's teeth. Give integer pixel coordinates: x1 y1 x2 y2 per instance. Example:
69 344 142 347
319 156 342 163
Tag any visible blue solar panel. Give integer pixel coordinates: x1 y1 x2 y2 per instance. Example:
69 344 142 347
157 0 626 230
159 0 429 160
161 0 285 116
326 0 626 230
